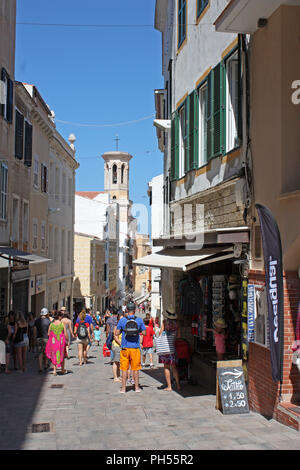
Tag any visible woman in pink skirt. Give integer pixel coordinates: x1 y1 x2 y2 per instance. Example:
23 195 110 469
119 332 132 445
45 311 68 375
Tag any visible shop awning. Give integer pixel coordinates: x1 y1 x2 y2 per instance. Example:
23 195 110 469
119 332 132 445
133 247 234 272
0 246 51 265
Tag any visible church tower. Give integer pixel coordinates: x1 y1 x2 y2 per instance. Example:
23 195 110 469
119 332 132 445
102 151 134 306
102 151 132 202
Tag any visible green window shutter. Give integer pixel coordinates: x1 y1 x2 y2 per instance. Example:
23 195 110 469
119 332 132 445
193 90 199 168
210 63 226 159
171 112 179 180
188 91 199 170
184 99 190 174
212 63 221 157
206 72 213 161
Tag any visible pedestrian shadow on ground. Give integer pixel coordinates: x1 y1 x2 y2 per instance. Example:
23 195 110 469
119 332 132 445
141 367 215 398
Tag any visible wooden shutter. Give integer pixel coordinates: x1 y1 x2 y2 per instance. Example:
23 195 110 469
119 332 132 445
190 90 199 170
184 99 190 174
171 111 179 180
206 72 213 160
7 78 13 123
15 110 24 160
0 68 5 117
207 63 226 160
24 122 33 166
212 63 222 157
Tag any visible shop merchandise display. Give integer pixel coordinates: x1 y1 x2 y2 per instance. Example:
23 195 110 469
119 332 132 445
179 271 242 362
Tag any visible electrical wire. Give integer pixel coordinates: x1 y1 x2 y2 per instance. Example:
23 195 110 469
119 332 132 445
55 113 155 128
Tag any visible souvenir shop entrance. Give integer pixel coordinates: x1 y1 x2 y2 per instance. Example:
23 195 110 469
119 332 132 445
178 259 244 369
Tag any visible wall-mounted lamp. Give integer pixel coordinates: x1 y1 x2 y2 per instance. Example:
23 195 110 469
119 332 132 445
258 18 268 28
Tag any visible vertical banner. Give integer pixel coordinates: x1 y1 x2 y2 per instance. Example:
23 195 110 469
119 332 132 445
247 284 255 343
255 204 284 383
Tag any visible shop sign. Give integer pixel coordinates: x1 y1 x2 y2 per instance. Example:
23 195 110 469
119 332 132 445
216 360 250 415
35 274 46 293
247 284 255 342
241 279 248 362
255 204 284 384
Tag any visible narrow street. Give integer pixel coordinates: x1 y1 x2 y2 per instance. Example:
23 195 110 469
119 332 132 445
1 329 299 451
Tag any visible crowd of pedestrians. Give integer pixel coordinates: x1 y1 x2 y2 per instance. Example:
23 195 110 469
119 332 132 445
0 300 183 394
0 306 103 375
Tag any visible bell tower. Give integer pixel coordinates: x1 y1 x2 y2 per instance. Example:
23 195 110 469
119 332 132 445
102 151 132 201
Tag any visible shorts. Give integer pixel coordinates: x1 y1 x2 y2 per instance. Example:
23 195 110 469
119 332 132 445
111 344 121 362
6 342 13 354
14 335 29 348
120 348 141 371
36 338 48 355
76 337 89 345
142 347 153 355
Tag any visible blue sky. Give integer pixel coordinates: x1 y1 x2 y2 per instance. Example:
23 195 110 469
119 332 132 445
15 0 163 234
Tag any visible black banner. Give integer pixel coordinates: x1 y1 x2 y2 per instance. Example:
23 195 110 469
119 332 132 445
255 204 284 383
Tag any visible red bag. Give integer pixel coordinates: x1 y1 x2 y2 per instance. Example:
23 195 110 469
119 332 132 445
102 343 111 357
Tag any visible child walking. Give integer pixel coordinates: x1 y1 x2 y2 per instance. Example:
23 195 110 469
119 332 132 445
94 325 101 346
208 317 227 361
141 318 154 368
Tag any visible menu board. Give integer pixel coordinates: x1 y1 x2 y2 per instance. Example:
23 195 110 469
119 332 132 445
216 360 249 415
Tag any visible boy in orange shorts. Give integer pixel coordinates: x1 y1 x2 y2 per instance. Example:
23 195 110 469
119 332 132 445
115 301 146 393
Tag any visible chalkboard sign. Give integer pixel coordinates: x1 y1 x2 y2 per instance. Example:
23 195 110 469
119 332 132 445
216 360 249 415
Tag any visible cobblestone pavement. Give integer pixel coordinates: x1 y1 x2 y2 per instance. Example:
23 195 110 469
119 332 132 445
1 330 300 450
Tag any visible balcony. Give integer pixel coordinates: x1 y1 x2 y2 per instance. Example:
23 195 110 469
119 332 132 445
214 0 300 34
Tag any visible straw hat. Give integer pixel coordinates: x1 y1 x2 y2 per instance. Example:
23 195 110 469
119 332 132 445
214 317 227 329
60 306 66 312
163 306 178 320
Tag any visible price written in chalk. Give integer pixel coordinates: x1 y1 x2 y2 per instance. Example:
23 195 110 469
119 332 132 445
217 367 249 415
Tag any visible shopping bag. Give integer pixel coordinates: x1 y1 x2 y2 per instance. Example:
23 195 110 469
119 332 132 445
155 332 175 355
102 343 111 357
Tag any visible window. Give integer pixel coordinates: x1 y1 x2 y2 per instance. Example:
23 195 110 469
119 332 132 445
197 0 209 18
67 230 71 262
61 229 65 275
12 197 19 243
41 164 48 193
0 163 8 220
178 0 187 48
55 167 59 200
33 157 39 188
0 68 13 123
15 110 33 165
32 219 38 251
179 102 188 178
121 164 125 184
54 227 59 263
48 225 53 261
226 50 240 152
198 83 208 166
112 164 117 184
41 221 46 251
206 63 226 160
24 121 33 166
23 201 29 245
68 177 72 206
15 110 24 160
62 173 66 203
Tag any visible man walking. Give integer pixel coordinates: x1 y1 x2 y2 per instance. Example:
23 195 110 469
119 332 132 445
34 308 50 374
115 301 146 393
